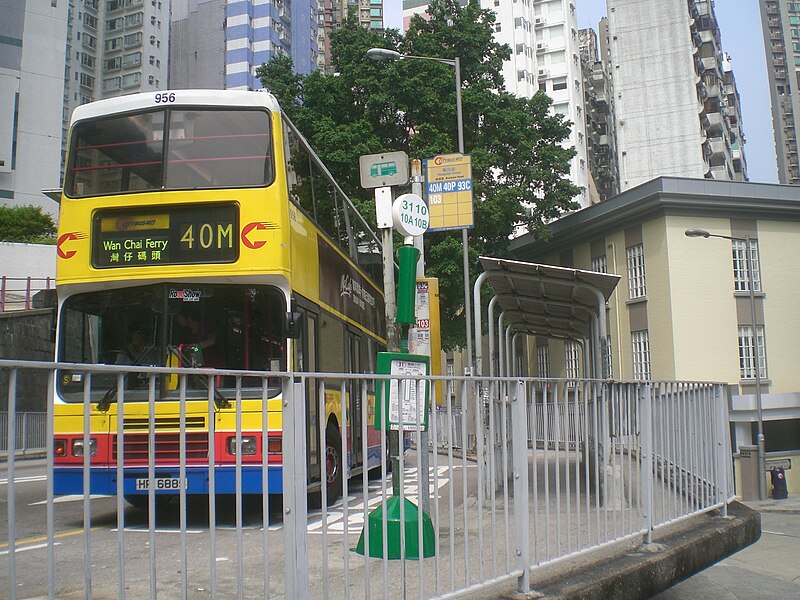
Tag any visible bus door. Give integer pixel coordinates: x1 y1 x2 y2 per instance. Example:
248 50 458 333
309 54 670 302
295 308 321 486
345 329 362 467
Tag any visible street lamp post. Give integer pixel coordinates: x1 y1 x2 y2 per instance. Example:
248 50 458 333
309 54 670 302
366 48 473 375
685 228 766 500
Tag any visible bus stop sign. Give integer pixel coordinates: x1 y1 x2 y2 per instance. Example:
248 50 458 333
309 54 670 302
359 151 409 189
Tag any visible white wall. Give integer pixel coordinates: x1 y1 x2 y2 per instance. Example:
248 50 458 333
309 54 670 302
0 243 56 280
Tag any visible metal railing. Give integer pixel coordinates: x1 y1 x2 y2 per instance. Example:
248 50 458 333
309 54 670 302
0 411 47 454
0 276 53 312
0 359 734 599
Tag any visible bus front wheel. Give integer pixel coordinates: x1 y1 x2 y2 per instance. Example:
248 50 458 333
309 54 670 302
325 426 343 504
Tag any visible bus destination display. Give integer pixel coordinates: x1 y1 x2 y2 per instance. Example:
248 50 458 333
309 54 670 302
92 204 239 268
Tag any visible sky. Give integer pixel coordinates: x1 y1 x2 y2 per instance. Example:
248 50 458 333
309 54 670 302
384 1 778 184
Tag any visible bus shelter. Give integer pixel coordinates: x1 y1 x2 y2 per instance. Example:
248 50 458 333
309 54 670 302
473 257 621 379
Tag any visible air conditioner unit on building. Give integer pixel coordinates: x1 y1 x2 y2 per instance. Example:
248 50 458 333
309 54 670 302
534 16 547 27
536 42 548 52
537 68 549 78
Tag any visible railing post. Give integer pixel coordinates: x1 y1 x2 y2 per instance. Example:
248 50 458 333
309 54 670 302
21 413 28 454
25 276 32 310
714 384 730 516
282 376 308 599
639 382 654 544
1 276 6 312
511 380 531 593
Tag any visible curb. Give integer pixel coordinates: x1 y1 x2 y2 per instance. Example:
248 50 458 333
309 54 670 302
510 502 761 600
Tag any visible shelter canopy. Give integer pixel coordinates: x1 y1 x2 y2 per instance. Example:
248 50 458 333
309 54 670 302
479 257 620 341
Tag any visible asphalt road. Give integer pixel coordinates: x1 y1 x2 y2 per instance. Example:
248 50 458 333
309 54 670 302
653 506 800 600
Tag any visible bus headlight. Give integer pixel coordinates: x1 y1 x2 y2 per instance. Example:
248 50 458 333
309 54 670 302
72 438 97 457
227 436 257 456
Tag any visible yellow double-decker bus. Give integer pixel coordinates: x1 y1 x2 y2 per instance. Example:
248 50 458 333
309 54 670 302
53 90 386 505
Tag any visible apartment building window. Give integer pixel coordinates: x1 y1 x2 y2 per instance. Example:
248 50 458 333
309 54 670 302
122 72 141 88
122 52 141 68
104 57 122 72
124 32 143 48
732 239 761 292
79 73 96 89
631 330 651 380
103 76 121 92
80 53 95 68
626 243 646 299
105 37 122 52
591 255 607 273
537 344 550 378
82 33 97 49
738 325 767 380
106 17 123 31
125 12 144 27
83 13 98 29
565 341 581 380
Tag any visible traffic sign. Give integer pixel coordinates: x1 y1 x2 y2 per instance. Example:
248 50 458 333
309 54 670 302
423 153 474 231
392 193 429 237
359 151 409 189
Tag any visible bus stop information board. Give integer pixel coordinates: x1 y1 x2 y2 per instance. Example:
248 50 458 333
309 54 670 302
375 352 430 431
423 153 474 231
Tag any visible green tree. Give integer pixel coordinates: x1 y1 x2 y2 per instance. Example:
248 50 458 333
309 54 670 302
257 0 580 349
0 205 57 244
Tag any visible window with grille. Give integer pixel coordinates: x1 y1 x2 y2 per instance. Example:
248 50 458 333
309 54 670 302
732 239 761 292
631 330 651 380
738 325 767 380
565 341 581 380
537 344 550 378
626 244 646 299
592 254 607 274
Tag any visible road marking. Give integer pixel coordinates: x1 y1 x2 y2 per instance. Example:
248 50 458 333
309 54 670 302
307 466 454 535
112 527 204 534
762 529 789 536
0 475 47 486
0 527 103 550
0 542 61 556
30 494 113 505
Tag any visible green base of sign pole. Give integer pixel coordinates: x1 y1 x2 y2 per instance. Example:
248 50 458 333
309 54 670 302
353 496 435 560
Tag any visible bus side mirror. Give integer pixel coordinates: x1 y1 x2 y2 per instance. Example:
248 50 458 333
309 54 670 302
284 311 303 339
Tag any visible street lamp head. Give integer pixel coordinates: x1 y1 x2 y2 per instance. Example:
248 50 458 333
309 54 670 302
684 228 711 238
366 48 402 62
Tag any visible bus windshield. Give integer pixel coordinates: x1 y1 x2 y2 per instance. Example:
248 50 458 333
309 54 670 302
57 283 286 402
65 108 274 197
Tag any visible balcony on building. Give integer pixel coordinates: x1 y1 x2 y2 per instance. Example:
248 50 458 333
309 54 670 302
705 164 729 180
701 111 724 136
694 29 720 54
704 137 727 162
695 55 720 78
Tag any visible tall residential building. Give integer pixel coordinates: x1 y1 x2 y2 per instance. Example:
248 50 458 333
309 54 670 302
759 0 800 184
579 27 619 203
65 0 170 116
606 0 747 190
170 0 319 91
0 1 68 215
402 0 591 208
318 0 384 73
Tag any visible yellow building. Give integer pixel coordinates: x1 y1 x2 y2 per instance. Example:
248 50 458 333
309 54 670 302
511 177 800 497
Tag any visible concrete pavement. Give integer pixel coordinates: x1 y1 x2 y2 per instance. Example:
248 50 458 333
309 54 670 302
651 497 800 600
